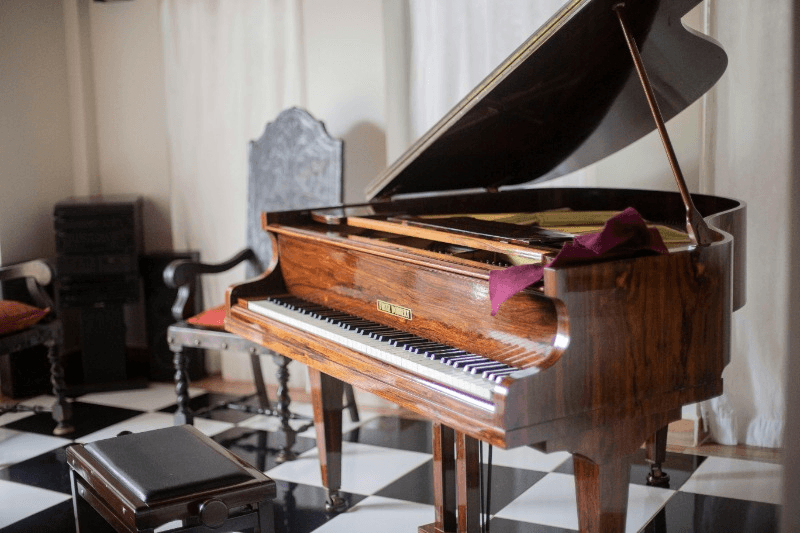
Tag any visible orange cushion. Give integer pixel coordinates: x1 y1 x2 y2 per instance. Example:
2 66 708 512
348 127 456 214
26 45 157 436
0 300 49 335
186 305 226 330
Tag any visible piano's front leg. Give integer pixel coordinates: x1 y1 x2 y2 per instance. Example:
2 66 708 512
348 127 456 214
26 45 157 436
573 452 636 533
420 423 480 533
308 368 347 512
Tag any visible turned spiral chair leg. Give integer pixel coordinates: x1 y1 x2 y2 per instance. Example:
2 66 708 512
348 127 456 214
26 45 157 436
46 338 74 436
274 354 298 463
172 345 193 425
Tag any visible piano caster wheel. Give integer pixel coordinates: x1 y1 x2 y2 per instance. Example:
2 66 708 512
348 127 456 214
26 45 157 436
646 465 671 488
325 491 348 513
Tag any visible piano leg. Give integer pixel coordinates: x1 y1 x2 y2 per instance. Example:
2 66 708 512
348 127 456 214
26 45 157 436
308 368 348 512
645 425 671 487
420 424 479 533
573 452 635 533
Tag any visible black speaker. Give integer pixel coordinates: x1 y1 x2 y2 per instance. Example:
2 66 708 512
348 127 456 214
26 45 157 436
78 304 128 384
0 346 50 398
140 253 206 381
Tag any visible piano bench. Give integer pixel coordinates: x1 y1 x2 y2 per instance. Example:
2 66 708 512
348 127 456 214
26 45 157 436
66 425 276 533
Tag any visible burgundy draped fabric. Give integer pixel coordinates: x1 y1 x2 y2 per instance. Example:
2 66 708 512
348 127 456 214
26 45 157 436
488 208 669 315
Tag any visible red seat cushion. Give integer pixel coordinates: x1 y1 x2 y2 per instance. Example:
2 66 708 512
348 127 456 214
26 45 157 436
0 301 49 335
186 305 226 330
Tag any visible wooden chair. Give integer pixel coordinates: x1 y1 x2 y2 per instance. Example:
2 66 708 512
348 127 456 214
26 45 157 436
0 259 72 435
165 108 358 462
67 424 276 532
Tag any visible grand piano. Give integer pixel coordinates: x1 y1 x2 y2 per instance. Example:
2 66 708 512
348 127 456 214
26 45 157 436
224 0 745 531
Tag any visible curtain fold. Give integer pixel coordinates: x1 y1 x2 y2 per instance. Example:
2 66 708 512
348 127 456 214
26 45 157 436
699 0 791 448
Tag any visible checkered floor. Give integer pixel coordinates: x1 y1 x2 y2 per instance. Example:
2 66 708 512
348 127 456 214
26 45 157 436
0 383 782 532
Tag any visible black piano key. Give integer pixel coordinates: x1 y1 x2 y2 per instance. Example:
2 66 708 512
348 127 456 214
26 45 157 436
403 342 448 355
356 325 395 336
436 350 471 363
388 334 427 347
370 330 414 342
484 367 518 380
466 361 511 374
447 355 487 368
334 317 374 329
393 338 439 350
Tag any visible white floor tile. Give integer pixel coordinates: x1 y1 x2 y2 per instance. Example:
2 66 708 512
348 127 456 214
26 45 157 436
266 441 430 495
0 395 56 427
494 472 674 533
0 429 71 467
0 479 71 528
76 412 234 443
680 456 783 504
77 383 204 411
313 496 435 533
482 442 571 472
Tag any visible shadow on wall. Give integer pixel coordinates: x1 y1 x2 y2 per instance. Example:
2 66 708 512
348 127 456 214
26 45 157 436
341 121 387 203
141 197 173 254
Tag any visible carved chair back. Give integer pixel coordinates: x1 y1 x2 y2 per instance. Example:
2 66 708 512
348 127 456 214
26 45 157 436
246 107 343 277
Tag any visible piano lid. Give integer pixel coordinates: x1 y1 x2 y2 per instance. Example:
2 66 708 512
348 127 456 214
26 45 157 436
365 0 727 201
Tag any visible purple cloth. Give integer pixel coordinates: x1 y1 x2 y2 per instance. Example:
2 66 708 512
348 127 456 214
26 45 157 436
488 207 669 315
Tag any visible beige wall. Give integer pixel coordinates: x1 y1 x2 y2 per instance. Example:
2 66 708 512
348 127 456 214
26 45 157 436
303 0 388 203
0 1 75 265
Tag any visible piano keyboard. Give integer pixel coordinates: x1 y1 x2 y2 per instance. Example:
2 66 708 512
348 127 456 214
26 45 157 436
246 296 520 402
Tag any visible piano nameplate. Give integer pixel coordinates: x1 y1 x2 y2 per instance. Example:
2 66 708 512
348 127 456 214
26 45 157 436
377 300 413 320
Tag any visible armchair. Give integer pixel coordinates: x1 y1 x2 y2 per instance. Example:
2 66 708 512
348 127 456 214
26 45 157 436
165 108 358 462
0 259 72 435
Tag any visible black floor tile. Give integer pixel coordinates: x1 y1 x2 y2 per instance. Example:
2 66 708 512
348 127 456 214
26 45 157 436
642 491 780 533
272 480 367 533
0 445 72 494
2 402 143 439
212 426 317 471
554 448 706 489
345 416 432 453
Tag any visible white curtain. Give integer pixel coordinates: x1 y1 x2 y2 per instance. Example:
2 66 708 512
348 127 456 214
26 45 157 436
697 0 791 448
407 0 590 188
160 0 305 373
408 0 566 140
407 0 789 448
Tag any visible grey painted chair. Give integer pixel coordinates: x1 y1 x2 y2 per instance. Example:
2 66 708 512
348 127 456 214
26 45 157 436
0 259 72 435
165 108 358 462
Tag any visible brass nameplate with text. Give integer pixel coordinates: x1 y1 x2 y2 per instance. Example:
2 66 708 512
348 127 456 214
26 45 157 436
377 300 412 320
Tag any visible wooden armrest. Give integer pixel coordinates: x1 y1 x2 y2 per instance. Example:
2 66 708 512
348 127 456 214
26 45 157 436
0 259 54 286
164 249 256 322
0 259 55 310
163 249 256 289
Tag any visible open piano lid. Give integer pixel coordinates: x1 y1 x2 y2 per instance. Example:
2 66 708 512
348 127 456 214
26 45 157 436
365 0 727 201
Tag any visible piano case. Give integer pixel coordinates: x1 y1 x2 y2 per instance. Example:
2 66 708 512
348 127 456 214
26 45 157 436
225 1 745 531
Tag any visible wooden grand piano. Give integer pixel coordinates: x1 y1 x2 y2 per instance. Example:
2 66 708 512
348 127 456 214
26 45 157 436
225 0 745 531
